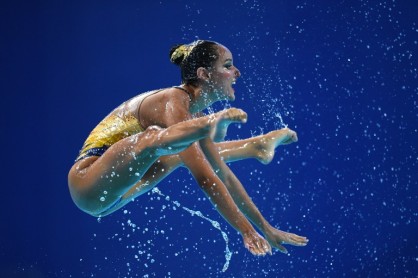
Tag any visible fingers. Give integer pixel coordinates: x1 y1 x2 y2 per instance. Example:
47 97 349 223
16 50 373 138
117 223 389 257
276 244 288 254
283 233 309 247
290 234 309 246
245 232 309 256
248 240 271 256
267 230 309 254
261 240 272 255
246 243 268 256
244 233 272 256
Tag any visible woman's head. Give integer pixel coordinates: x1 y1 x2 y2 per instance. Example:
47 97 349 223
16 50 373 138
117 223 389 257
169 40 220 85
170 40 241 103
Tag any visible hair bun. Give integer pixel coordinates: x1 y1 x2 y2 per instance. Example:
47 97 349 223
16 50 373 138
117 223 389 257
169 44 187 65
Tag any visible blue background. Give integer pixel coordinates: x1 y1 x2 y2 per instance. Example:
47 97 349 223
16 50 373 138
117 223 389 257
1 0 416 277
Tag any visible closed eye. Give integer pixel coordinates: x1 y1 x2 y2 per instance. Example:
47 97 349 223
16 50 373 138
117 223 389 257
224 58 234 69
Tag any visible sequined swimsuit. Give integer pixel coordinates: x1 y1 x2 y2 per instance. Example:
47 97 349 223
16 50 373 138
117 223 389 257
75 86 192 162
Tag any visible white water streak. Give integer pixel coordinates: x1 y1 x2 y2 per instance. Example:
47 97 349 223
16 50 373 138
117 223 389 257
151 187 232 272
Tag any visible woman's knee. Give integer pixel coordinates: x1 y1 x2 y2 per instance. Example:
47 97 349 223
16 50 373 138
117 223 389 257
138 126 163 144
138 125 173 153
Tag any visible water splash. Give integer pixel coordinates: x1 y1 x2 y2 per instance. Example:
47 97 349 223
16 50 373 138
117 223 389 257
151 187 232 272
275 112 288 128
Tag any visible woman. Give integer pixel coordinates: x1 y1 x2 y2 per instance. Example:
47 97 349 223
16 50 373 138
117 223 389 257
68 40 308 256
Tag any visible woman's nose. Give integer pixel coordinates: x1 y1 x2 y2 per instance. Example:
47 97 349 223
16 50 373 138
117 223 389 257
235 68 241 78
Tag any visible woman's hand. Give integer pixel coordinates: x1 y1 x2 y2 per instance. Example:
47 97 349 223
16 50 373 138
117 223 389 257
263 225 308 254
242 230 272 256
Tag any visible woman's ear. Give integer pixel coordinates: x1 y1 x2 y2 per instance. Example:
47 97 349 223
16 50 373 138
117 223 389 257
196 67 210 82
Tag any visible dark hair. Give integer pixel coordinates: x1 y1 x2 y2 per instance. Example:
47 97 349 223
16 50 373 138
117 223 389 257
169 40 220 85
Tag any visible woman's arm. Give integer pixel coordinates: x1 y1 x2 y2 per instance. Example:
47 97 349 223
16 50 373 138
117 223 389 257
148 91 271 255
199 137 309 253
179 143 254 233
199 137 271 231
179 140 273 255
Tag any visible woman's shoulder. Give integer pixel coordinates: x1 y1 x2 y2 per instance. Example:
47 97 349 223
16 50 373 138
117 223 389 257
110 90 161 117
114 86 189 113
143 86 191 104
118 87 187 115
124 88 168 107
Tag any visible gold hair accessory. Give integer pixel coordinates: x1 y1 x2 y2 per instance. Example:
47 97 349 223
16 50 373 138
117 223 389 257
171 41 202 63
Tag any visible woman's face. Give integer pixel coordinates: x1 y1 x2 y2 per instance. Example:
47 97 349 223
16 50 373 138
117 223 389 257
207 45 241 101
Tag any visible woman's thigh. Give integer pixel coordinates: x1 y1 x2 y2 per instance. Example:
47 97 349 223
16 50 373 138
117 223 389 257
68 128 164 215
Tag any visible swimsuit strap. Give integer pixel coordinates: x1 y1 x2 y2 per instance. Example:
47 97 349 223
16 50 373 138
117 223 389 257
137 89 165 129
172 86 193 102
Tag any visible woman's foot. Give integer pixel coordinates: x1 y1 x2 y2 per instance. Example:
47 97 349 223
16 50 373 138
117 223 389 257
253 128 298 164
210 108 247 140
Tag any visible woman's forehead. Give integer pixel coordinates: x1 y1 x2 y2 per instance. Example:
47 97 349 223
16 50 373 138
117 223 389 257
216 45 233 61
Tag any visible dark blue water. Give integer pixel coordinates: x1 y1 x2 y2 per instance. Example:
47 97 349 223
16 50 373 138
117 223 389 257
1 0 416 277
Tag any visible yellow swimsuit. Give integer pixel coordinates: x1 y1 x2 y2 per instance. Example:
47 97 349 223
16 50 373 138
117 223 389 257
75 113 145 161
75 87 192 162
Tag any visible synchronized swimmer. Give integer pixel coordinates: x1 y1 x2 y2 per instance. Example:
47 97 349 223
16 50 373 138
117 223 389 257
68 40 308 255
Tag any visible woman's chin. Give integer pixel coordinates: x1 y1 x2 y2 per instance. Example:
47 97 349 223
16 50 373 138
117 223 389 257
227 89 236 101
217 89 235 101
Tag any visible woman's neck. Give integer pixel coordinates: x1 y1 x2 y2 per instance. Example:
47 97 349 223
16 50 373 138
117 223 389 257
182 83 217 114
